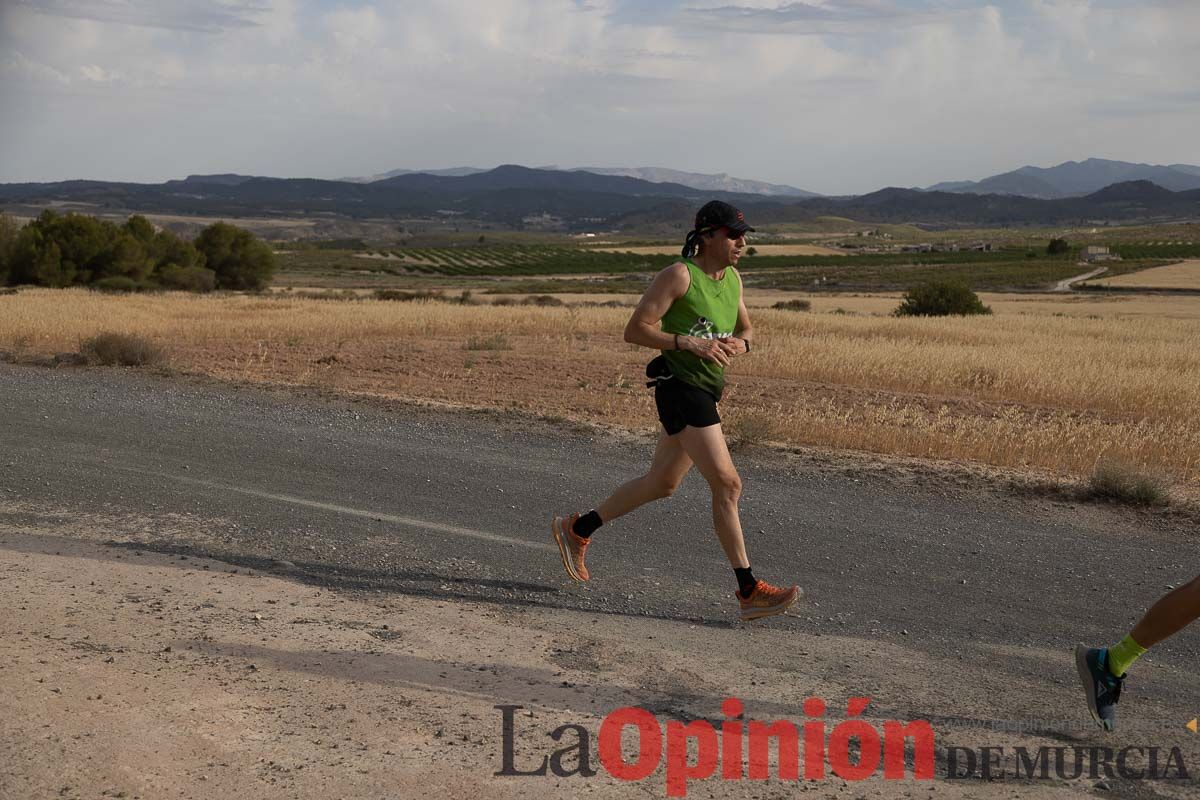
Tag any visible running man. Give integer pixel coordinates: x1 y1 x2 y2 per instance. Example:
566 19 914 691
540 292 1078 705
1075 574 1200 730
551 200 800 621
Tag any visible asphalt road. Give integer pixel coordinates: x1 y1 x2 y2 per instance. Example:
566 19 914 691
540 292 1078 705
2 362 1197 723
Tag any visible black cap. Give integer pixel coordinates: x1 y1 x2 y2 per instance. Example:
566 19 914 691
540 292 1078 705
694 200 754 235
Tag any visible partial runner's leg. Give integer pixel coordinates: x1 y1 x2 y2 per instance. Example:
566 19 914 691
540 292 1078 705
676 423 800 621
594 432 693 524
1074 573 1200 731
552 432 692 583
1130 573 1200 649
1105 574 1200 678
675 423 747 568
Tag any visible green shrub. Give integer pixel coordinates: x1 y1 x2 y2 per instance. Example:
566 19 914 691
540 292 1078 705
772 299 811 312
92 276 140 293
1047 238 1070 255
0 213 21 285
80 332 165 366
158 264 217 292
894 279 991 317
194 222 276 290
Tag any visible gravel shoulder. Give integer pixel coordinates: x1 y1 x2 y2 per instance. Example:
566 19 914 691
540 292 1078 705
9 529 1197 800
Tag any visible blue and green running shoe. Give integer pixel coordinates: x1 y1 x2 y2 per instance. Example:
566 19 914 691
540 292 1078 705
1074 645 1123 732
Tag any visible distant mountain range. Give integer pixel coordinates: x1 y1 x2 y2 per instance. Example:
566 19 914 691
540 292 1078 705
3 165 1199 230
926 158 1200 198
563 167 818 197
342 165 820 197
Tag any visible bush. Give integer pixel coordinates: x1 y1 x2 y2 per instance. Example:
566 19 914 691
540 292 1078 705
463 334 511 351
194 222 276 290
524 294 565 306
80 332 165 366
0 213 20 285
4 210 203 289
1047 238 1070 255
894 279 991 317
772 299 811 312
726 411 778 451
92 276 140 293
158 264 217 292
1085 460 1169 507
373 289 443 302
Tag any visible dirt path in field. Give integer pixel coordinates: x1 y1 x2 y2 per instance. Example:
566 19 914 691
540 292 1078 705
1054 266 1108 292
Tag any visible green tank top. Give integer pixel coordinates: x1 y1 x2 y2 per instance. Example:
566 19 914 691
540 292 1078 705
660 259 741 400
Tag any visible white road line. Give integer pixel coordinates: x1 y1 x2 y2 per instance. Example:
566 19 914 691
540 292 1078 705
117 467 551 551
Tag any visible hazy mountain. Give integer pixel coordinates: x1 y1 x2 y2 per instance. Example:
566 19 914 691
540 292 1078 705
566 166 820 197
373 164 711 197
928 158 1200 198
929 171 1061 198
164 174 262 187
341 167 490 183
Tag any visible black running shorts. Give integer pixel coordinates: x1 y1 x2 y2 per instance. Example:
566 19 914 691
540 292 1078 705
654 378 721 436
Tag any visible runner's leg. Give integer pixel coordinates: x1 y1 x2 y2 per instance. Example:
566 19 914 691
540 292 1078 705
675 423 749 569
595 432 692 523
1073 573 1200 730
1129 573 1200 648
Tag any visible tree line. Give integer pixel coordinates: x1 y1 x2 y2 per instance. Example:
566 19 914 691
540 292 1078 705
0 211 275 291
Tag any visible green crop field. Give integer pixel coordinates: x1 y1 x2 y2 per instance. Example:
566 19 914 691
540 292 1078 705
274 241 1176 293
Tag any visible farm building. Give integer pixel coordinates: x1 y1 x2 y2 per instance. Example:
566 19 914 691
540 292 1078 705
1082 245 1120 263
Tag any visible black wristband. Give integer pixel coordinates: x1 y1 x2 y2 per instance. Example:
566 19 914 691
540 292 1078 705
674 334 680 350
743 338 751 353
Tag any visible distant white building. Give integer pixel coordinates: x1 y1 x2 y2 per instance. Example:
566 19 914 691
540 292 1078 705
1083 245 1120 262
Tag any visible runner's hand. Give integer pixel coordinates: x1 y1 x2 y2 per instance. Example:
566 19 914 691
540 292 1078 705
683 336 731 366
716 337 745 357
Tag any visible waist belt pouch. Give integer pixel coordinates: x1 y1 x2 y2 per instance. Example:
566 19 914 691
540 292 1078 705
645 354 672 387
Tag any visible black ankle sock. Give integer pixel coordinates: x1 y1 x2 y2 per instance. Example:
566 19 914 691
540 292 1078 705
574 510 603 539
734 567 757 598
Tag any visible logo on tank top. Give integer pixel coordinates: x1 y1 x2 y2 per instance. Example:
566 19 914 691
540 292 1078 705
688 316 732 339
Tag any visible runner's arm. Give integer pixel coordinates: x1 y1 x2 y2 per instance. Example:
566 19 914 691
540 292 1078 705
624 263 730 365
718 271 753 356
624 263 688 351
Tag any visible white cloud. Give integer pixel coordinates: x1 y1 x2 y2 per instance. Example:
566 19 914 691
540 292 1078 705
0 0 1197 192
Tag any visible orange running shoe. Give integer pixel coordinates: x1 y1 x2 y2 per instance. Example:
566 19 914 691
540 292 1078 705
738 580 801 621
551 513 591 582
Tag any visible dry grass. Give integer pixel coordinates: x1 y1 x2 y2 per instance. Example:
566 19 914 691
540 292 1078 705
1090 260 1200 289
2 289 1199 488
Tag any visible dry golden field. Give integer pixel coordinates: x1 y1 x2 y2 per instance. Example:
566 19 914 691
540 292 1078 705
1089 259 1200 289
3 289 1199 490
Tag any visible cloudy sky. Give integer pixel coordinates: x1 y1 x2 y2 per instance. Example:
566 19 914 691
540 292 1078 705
1 0 1196 194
